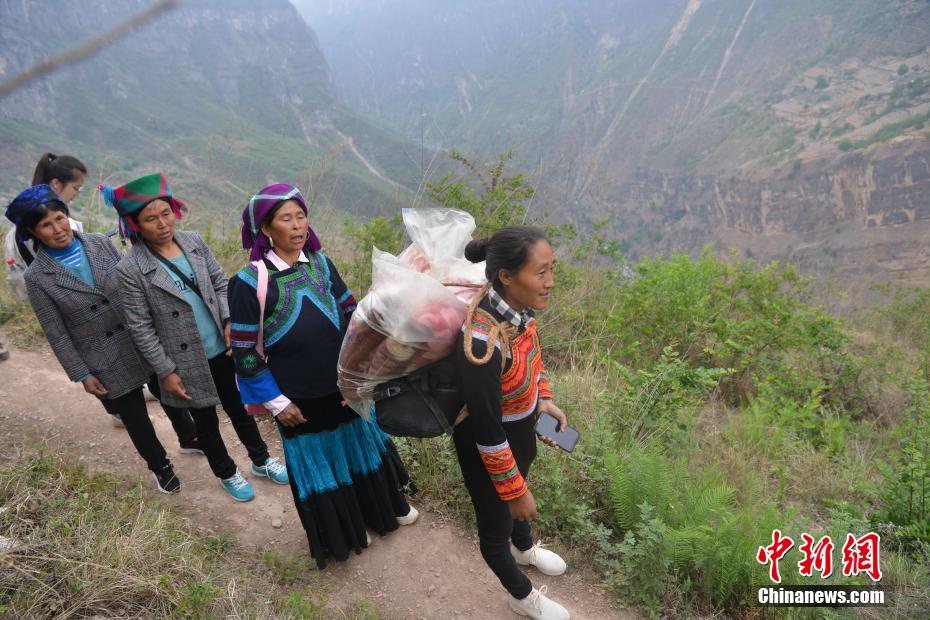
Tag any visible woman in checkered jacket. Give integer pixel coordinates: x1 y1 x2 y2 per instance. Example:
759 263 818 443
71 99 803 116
5 183 197 495
108 173 288 503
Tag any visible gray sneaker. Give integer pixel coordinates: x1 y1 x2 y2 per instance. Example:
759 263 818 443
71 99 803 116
0 342 9 362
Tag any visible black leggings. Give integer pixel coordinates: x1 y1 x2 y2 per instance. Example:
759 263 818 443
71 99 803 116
187 353 270 480
453 414 537 600
143 376 197 444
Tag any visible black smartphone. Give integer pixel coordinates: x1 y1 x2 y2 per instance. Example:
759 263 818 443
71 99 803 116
534 412 580 453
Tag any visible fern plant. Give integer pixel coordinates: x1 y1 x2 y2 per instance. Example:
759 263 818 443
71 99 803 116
605 439 673 531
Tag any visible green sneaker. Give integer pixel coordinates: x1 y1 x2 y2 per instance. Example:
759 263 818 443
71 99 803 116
251 457 289 485
220 469 255 502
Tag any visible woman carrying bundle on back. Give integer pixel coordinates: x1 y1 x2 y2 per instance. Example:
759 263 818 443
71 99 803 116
109 173 287 502
228 183 417 568
454 226 572 620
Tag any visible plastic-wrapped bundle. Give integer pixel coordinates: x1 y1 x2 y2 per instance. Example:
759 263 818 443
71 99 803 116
337 209 485 416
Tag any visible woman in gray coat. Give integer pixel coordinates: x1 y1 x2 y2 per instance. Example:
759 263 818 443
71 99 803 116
107 173 287 502
4 184 196 494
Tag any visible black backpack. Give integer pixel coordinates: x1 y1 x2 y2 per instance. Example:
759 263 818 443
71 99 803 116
372 355 466 438
370 292 514 439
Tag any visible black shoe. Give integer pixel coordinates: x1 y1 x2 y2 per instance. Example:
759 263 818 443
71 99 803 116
0 343 9 362
153 465 180 494
178 437 205 455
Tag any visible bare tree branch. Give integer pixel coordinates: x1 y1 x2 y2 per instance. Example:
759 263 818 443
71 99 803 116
0 0 179 99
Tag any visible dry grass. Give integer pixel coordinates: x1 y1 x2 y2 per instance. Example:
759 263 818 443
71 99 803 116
0 446 335 619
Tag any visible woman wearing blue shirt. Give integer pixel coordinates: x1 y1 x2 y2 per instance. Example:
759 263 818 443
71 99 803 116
5 184 192 494
109 173 287 502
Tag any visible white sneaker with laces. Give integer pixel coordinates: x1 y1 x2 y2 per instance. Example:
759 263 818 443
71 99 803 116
396 504 419 526
508 585 570 619
511 540 567 576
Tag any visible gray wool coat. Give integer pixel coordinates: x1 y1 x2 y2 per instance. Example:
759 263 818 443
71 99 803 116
116 231 230 409
24 232 149 399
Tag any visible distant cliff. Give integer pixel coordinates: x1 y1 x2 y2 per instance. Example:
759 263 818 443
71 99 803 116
298 0 930 293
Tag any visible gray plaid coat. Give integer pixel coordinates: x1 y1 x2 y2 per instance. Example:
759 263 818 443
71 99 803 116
116 231 230 409
24 232 149 399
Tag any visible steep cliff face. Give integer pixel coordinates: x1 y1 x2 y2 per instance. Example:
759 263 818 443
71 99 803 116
298 0 930 292
0 0 421 215
603 138 930 297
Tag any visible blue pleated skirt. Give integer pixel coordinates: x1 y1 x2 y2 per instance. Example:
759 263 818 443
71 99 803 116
278 391 411 568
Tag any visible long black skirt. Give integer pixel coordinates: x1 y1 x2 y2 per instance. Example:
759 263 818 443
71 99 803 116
278 392 411 568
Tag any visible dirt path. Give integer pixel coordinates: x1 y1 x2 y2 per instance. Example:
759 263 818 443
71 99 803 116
0 342 633 619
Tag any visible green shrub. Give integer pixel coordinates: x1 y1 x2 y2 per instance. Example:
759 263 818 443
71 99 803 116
603 250 847 405
875 375 930 547
603 440 785 611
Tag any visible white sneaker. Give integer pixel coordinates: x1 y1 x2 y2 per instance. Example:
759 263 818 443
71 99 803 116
397 504 419 526
508 586 570 619
511 540 567 576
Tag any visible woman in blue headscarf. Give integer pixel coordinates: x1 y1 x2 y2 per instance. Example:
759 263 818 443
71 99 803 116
229 183 418 568
4 185 199 494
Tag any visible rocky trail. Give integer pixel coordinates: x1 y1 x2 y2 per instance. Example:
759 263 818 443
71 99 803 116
0 341 633 619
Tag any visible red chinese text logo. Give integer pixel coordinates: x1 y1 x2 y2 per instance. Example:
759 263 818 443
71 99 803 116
757 529 794 583
841 533 882 581
758 530 882 583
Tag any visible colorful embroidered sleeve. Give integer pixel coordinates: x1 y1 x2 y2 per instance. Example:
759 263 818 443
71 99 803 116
453 319 528 501
325 256 357 321
538 359 553 400
228 269 284 406
529 327 553 399
477 440 528 501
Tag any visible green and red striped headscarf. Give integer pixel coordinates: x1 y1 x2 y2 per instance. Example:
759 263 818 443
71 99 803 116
99 172 187 239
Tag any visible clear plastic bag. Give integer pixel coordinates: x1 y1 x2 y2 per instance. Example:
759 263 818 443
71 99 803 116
338 209 486 416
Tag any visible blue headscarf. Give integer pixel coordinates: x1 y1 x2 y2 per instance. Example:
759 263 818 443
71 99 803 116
4 184 68 265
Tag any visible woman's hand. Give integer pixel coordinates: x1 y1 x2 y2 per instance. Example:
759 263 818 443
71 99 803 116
508 489 538 522
537 399 568 449
224 321 232 356
163 372 193 401
276 402 306 427
81 375 109 397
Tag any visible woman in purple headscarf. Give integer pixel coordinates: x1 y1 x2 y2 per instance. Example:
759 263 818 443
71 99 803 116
229 183 419 568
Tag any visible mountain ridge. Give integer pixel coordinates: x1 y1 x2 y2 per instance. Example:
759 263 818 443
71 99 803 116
0 0 429 228
297 0 930 297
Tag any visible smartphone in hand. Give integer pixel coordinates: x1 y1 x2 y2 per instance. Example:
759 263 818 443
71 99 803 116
534 411 580 452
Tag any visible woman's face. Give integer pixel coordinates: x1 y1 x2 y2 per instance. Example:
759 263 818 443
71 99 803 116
49 173 85 205
499 240 555 311
261 200 308 255
136 199 176 245
31 209 73 250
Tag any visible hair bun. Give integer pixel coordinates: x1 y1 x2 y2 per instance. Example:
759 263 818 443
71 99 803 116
464 237 489 263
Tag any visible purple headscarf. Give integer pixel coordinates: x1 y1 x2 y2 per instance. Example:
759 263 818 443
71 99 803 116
241 183 321 262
